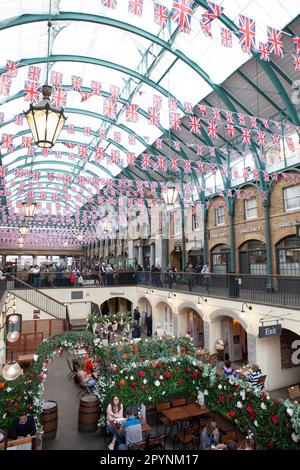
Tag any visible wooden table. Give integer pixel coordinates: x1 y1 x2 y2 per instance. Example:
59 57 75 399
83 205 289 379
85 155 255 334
17 354 34 365
161 404 210 424
235 367 252 379
109 418 151 434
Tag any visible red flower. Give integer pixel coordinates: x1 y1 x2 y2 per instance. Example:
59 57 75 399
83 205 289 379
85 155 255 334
267 442 273 449
37 374 43 381
218 395 226 403
156 360 162 366
113 368 118 374
177 380 182 385
187 368 191 373
176 367 180 371
261 391 267 399
271 414 278 425
234 384 239 389
163 365 168 370
230 410 235 417
246 405 254 414
130 382 137 388
14 403 19 409
138 371 145 378
140 385 145 391
193 371 198 379
164 372 171 379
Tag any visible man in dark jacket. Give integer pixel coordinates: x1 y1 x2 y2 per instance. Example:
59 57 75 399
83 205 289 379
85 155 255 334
9 412 36 440
145 312 152 337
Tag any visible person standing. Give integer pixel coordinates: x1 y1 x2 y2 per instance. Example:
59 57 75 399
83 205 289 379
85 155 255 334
201 264 210 291
146 312 152 337
133 306 140 325
186 264 194 292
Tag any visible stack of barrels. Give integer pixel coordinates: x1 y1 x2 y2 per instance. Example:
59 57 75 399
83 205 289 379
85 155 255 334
40 400 58 440
78 395 100 432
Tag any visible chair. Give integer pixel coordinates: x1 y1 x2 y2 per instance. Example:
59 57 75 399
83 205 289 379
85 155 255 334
155 402 171 433
172 398 187 408
129 440 146 450
221 430 238 444
288 384 300 400
147 433 166 451
174 424 199 450
66 358 75 380
256 375 267 390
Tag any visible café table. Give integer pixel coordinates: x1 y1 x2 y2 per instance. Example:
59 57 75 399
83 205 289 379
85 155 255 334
161 403 210 425
235 367 252 379
109 418 151 434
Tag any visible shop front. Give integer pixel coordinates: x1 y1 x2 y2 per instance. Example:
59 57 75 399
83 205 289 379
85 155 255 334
210 244 230 273
217 316 248 363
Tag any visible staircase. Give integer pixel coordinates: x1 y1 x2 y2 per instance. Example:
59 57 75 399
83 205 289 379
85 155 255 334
6 274 70 325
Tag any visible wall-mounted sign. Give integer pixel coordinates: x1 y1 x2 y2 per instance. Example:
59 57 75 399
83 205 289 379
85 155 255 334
71 291 83 300
174 245 182 253
110 292 125 296
279 218 300 228
240 226 261 234
33 309 40 320
210 231 227 239
259 323 282 338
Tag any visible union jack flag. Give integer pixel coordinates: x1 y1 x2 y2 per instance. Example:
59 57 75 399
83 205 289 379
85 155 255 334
168 98 177 112
257 131 266 147
6 60 19 78
156 138 163 149
55 151 62 159
259 42 270 62
24 80 41 103
110 84 120 100
83 127 91 137
103 98 117 119
68 152 75 160
293 55 300 72
0 73 12 96
267 27 284 57
225 111 234 124
14 114 23 126
95 147 104 162
171 157 179 171
197 162 204 173
111 149 121 164
272 134 281 150
200 19 212 38
0 113 4 123
202 2 224 22
101 0 117 8
225 124 235 137
71 76 82 91
198 105 207 116
241 128 251 145
250 116 257 128
142 153 151 169
184 102 193 114
2 134 14 151
22 136 32 148
127 152 136 166
238 114 246 126
172 0 193 33
207 121 218 139
239 15 256 50
212 108 221 121
154 2 169 27
169 113 181 131
153 95 162 110
98 128 107 140
221 28 232 48
80 91 92 102
262 118 269 129
196 145 203 156
51 87 67 107
184 160 192 173
67 124 75 134
128 134 136 145
91 80 102 95
125 103 139 123
148 107 160 126
174 140 181 150
189 116 200 134
114 131 121 143
78 145 88 160
286 137 294 152
129 0 143 16
50 71 63 86
156 155 167 171
293 35 300 54
27 65 41 82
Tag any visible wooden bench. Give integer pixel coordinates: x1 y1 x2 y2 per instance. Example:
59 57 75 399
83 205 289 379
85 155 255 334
288 385 300 400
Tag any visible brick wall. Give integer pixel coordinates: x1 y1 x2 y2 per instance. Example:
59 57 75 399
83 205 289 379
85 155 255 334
280 328 300 369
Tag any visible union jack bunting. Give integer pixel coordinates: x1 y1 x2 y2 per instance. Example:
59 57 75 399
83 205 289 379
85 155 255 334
241 128 251 145
28 66 41 81
196 145 203 156
125 103 139 123
156 155 167 171
111 149 121 164
0 113 4 123
114 131 121 143
0 73 12 96
207 121 218 139
142 153 151 169
257 131 266 147
293 55 300 72
200 19 212 38
154 2 169 27
293 35 300 54
128 135 136 145
68 152 75 160
209 147 215 156
184 160 192 173
147 107 160 126
272 134 281 150
239 15 256 50
267 27 284 57
24 81 41 103
168 98 178 112
71 76 82 91
198 105 207 116
184 102 193 114
189 116 201 134
259 42 270 62
55 151 62 159
110 84 120 100
103 98 117 118
169 113 181 131
250 116 257 128
78 145 88 160
5 60 19 78
262 118 269 129
171 157 179 171
101 0 117 8
172 0 193 33
212 108 221 121
156 139 163 149
225 111 234 124
63 142 76 149
91 80 102 95
202 2 224 22
128 0 143 17
2 134 14 151
14 114 23 126
50 71 63 86
153 95 162 110
67 124 75 134
22 136 32 148
127 152 136 166
98 129 107 140
225 124 235 137
95 147 104 162
221 28 232 48
286 137 294 152
174 141 181 150
51 87 67 107
83 127 91 137
238 114 246 126
80 91 92 102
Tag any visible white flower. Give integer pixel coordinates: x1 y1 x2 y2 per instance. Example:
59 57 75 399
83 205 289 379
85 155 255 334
254 420 258 427
203 389 208 396
2 413 6 419
240 390 246 400
159 375 163 380
218 384 223 390
143 379 147 384
125 376 128 380
236 401 243 409
149 396 152 401
286 408 294 417
6 387 11 393
266 395 270 400
130 376 134 381
291 433 299 443
261 402 267 410
154 380 160 387
162 391 166 395
33 354 39 361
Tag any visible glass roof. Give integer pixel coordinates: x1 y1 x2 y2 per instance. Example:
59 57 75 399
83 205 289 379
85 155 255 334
0 0 299 247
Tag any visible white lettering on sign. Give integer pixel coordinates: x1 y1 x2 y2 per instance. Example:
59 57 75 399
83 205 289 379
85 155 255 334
240 226 261 234
291 339 300 365
279 218 300 228
210 231 227 239
265 327 277 335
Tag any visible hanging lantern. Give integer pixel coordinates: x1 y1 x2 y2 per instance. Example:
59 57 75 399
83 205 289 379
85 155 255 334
162 179 179 207
101 219 112 232
2 361 22 381
24 85 67 148
22 199 37 218
19 225 29 235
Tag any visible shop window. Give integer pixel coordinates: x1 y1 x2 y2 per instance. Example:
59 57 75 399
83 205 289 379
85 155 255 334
277 236 300 276
245 198 257 220
215 206 225 226
211 244 229 273
284 185 300 212
239 240 266 275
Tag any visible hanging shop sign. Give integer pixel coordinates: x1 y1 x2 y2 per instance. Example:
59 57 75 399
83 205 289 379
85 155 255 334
259 323 282 338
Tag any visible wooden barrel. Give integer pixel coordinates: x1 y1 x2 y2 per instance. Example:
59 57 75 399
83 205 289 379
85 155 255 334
78 395 100 432
40 400 58 441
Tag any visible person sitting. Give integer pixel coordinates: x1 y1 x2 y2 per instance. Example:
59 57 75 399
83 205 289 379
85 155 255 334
9 412 36 440
223 353 234 376
199 421 221 450
118 407 143 450
76 365 97 391
106 396 124 451
246 363 262 388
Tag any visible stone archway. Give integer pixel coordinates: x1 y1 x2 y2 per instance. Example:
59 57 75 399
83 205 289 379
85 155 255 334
100 297 133 315
153 300 175 336
177 302 205 347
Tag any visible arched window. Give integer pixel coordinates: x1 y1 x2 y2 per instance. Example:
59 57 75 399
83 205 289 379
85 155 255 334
211 245 230 273
239 240 266 274
276 236 300 276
